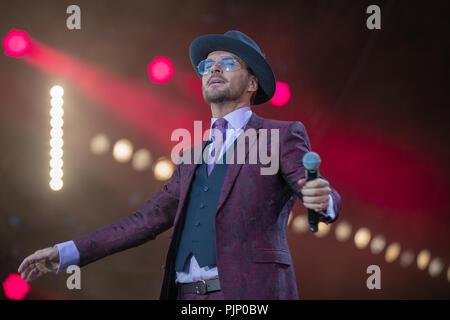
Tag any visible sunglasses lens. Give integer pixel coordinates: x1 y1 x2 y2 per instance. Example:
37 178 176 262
219 56 235 71
198 59 213 75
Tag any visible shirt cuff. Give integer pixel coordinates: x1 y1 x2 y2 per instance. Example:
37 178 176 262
54 240 80 274
326 194 336 220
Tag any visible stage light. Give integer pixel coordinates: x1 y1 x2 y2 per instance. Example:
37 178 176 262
335 221 352 242
50 117 64 128
370 235 386 255
385 242 401 263
428 257 444 277
132 148 152 171
354 227 371 249
50 138 64 149
292 215 308 234
314 222 331 238
50 127 63 139
90 133 110 155
49 148 63 158
113 139 134 163
49 85 64 191
50 168 64 179
50 85 64 97
49 179 63 190
2 273 30 300
153 157 175 181
417 249 431 270
50 97 64 108
148 57 174 83
399 250 415 268
2 30 31 58
50 158 63 169
269 81 291 107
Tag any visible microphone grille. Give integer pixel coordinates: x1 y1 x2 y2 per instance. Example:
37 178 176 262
302 152 321 170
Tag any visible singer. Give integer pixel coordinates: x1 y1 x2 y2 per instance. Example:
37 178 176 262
18 30 342 300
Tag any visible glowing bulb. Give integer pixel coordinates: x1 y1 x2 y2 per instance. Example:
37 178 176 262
3 30 31 58
50 85 64 97
314 222 331 238
428 257 444 277
50 128 63 138
292 215 308 234
385 242 401 263
49 179 63 191
153 158 175 181
50 118 64 128
335 221 352 242
370 235 386 255
132 149 152 171
90 133 110 155
399 250 415 268
417 250 431 270
113 139 133 163
2 273 30 300
354 228 371 249
50 97 64 108
50 158 63 169
269 81 291 107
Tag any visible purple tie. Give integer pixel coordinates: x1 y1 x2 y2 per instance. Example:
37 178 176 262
207 118 228 176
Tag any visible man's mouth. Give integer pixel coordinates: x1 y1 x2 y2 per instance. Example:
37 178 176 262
209 78 226 87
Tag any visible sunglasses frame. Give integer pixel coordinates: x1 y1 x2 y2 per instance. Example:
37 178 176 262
197 55 244 76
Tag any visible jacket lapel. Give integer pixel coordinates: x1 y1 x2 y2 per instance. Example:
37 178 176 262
173 140 207 226
215 112 263 216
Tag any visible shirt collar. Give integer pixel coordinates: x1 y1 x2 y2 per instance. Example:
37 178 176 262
210 106 252 131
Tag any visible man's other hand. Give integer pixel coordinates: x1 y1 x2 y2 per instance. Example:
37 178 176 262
18 246 60 282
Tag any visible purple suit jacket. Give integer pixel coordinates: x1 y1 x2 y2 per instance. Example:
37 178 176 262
72 113 342 299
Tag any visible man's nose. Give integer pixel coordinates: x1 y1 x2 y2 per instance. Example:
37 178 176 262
209 60 222 74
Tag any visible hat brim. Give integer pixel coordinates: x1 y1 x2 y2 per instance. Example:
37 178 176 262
189 34 276 105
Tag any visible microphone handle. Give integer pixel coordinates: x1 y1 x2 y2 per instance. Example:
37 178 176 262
306 168 320 232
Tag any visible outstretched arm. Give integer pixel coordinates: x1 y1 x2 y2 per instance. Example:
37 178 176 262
18 161 182 281
72 162 182 267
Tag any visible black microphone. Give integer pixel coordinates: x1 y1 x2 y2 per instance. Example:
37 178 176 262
302 152 322 233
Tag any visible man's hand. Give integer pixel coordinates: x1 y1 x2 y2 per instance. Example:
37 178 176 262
18 247 60 282
298 178 331 212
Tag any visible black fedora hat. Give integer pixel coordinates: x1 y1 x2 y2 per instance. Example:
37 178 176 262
189 30 276 105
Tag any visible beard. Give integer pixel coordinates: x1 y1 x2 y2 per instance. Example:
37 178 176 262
203 82 246 104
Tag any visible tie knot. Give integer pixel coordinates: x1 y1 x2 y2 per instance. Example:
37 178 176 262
212 118 227 130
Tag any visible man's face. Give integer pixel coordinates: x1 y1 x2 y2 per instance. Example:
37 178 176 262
201 50 253 104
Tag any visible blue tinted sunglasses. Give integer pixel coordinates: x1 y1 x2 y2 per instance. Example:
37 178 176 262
197 55 243 75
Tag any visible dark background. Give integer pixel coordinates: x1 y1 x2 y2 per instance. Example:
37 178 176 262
0 0 449 299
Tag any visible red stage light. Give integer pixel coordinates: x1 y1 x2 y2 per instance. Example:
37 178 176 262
2 29 31 58
270 81 291 107
2 273 30 300
147 57 174 83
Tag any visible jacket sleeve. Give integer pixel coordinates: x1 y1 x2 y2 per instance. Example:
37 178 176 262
279 121 342 224
72 162 182 267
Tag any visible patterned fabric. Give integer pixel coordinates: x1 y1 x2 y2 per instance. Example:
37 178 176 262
71 113 342 300
207 118 228 176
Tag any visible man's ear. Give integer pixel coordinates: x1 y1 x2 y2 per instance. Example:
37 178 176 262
248 75 258 93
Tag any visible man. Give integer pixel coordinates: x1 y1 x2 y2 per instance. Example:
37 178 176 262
18 30 341 300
